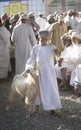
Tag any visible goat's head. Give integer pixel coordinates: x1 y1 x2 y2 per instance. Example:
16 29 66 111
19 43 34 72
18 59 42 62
25 64 38 78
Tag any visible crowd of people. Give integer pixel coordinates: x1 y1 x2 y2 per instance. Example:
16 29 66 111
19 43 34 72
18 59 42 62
1 9 81 115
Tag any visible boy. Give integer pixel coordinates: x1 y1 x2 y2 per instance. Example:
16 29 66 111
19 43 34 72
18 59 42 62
25 30 62 115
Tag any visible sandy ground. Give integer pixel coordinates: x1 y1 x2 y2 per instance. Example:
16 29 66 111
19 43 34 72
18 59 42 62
0 77 81 130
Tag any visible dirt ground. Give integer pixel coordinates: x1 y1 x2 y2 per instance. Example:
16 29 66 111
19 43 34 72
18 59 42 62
0 76 81 130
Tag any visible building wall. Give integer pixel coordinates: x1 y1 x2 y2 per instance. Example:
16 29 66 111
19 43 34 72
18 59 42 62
43 0 53 16
27 0 45 18
75 0 81 11
43 0 81 16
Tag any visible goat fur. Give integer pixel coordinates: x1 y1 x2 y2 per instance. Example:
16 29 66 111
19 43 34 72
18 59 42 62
6 65 39 116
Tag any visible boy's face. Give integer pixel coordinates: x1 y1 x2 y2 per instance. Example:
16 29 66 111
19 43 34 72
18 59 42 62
39 37 48 45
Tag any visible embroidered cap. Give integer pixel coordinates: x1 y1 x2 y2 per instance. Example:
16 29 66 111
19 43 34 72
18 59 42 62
39 30 49 38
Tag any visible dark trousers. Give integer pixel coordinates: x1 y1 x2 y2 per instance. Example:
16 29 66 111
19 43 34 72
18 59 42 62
10 57 15 74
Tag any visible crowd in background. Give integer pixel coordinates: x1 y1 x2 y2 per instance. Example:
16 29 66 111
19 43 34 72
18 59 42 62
1 9 81 96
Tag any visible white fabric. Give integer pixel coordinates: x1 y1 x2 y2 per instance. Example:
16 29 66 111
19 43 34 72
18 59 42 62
70 64 81 86
44 22 52 31
11 23 37 74
78 20 81 33
26 44 62 111
55 45 73 79
64 15 72 28
71 32 81 40
20 14 28 20
36 17 46 31
55 43 81 79
0 26 11 79
70 16 79 32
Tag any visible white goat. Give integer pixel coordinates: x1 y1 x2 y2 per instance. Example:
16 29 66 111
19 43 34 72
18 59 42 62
6 65 39 117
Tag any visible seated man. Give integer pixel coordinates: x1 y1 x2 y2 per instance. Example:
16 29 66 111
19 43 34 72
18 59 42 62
55 33 72 88
55 32 81 89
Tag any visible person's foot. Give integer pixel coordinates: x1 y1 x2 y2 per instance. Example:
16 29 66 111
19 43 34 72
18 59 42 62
50 110 62 118
35 105 40 113
59 81 66 88
50 110 56 115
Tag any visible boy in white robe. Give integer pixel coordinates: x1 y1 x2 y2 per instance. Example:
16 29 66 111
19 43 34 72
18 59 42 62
25 30 62 115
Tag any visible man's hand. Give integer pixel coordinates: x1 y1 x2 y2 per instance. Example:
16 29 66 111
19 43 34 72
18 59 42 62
58 57 63 66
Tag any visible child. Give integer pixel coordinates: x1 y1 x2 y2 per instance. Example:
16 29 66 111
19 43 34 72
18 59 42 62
25 30 62 115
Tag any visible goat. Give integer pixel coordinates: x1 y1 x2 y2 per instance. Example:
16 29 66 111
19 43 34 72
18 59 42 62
6 65 39 117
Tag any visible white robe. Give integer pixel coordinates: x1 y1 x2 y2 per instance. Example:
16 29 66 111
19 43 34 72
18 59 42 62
78 20 81 33
44 22 52 31
70 64 81 87
70 16 79 32
0 26 10 79
26 44 62 111
11 22 37 74
36 17 46 31
55 44 81 80
55 45 73 79
64 15 72 29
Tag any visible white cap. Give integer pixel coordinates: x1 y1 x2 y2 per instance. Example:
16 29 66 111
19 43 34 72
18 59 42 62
61 33 71 41
20 14 28 20
67 9 73 15
9 16 16 24
69 30 77 35
47 14 54 21
58 15 64 21
71 32 81 40
38 12 43 16
28 12 34 18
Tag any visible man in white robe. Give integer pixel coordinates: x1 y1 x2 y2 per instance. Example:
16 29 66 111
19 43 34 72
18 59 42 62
70 11 79 32
55 32 81 88
55 33 74 89
28 12 40 38
36 13 46 31
0 18 11 79
25 30 62 113
44 14 55 31
11 14 37 74
64 10 73 30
